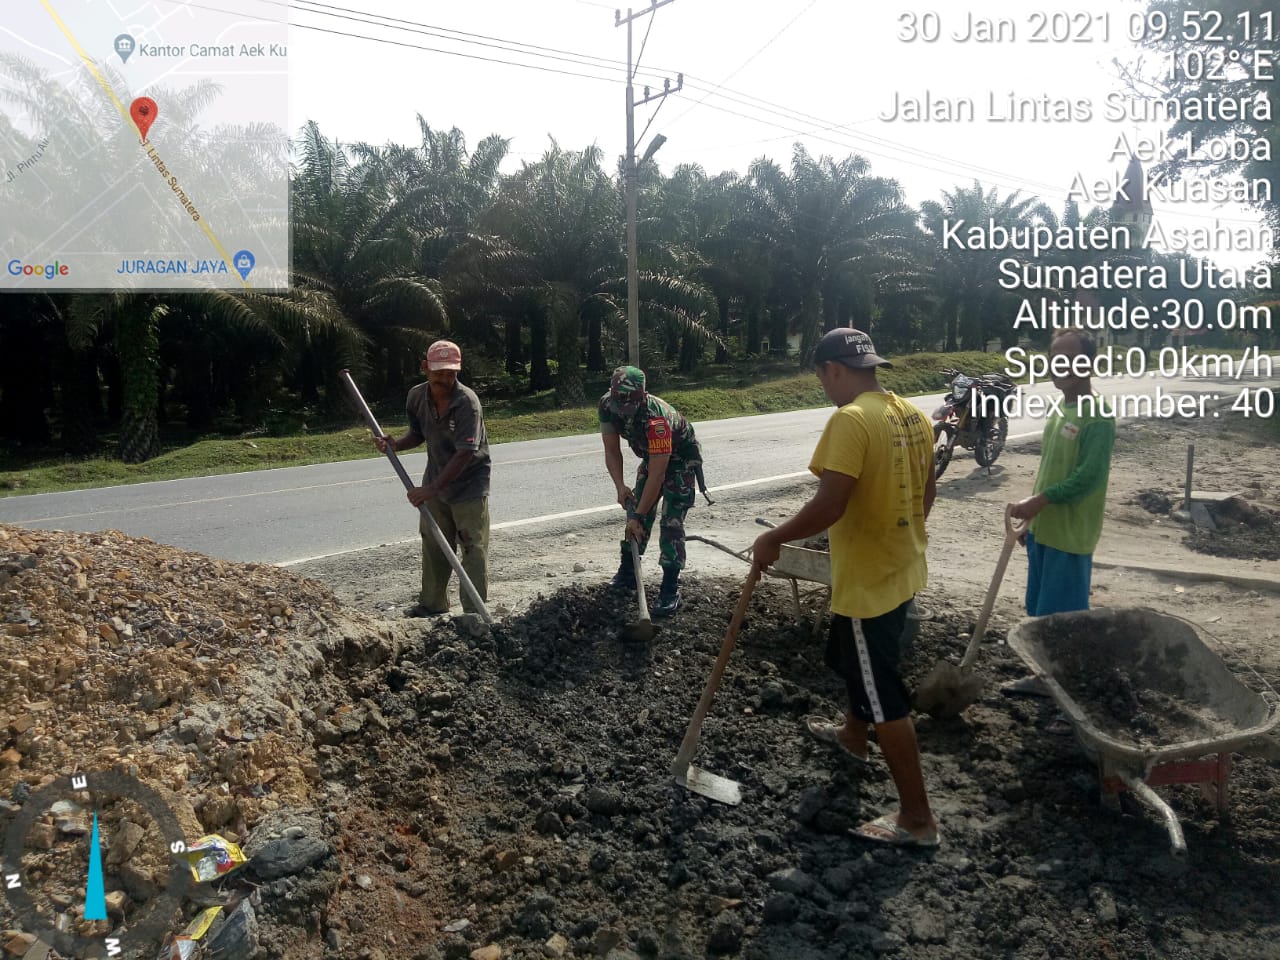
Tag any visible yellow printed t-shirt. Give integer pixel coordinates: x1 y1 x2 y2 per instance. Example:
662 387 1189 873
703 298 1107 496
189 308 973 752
809 391 932 619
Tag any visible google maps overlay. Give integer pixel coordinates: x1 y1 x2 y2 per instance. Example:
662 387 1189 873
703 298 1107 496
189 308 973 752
1 1 289 290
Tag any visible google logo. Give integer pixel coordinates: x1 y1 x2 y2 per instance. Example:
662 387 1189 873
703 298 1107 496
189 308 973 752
7 259 70 279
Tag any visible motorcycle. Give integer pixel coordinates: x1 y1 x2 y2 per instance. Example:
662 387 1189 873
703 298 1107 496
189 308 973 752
931 367 1017 478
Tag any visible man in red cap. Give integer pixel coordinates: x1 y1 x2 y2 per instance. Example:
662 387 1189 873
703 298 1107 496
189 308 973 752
376 339 491 616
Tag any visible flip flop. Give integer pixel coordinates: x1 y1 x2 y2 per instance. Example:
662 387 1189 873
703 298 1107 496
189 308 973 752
851 814 940 848
803 715 873 766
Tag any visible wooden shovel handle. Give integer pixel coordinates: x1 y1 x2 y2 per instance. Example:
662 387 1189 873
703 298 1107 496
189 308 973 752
672 564 761 775
959 505 1026 670
630 538 651 622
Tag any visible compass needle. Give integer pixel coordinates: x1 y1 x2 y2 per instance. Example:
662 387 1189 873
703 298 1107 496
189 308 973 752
82 813 107 922
2 771 192 958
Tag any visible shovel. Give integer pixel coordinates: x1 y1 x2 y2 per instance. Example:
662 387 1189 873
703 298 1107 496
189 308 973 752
620 538 659 643
671 563 761 805
914 505 1023 719
339 370 492 623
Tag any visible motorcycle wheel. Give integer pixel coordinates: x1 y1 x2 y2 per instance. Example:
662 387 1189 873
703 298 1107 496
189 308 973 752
933 422 957 479
975 415 1008 467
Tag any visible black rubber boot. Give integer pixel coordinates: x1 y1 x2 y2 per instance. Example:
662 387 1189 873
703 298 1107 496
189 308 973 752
653 566 681 618
610 544 637 591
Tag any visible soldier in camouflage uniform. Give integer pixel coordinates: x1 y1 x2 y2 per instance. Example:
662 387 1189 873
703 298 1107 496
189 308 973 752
599 365 703 617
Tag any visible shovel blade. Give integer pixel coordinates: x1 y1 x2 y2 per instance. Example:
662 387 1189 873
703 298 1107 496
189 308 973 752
913 661 984 719
621 618 659 644
675 765 742 805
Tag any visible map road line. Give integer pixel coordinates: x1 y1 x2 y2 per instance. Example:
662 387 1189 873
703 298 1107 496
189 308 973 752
36 0 250 289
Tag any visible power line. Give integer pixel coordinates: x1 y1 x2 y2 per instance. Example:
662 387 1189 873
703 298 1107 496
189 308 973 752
169 0 1074 195
160 0 630 83
154 0 1267 226
660 0 820 132
632 9 655 79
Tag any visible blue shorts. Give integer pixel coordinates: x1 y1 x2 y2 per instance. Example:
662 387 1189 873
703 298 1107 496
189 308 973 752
1025 531 1092 616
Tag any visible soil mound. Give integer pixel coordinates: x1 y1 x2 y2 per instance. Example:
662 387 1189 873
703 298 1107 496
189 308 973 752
4 524 1280 959
1189 496 1280 562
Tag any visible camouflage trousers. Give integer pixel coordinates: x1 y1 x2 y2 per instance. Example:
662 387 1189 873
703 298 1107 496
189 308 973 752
628 458 697 570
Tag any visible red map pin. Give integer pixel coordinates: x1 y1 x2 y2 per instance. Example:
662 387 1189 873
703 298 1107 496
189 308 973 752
130 97 158 140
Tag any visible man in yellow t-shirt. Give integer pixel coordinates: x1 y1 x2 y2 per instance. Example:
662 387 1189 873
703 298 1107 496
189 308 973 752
754 328 938 848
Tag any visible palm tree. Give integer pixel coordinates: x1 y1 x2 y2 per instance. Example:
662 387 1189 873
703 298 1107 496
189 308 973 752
485 142 624 403
744 145 919 360
291 121 446 404
920 182 1043 350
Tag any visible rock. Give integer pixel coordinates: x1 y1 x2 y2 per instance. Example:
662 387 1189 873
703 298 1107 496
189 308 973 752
870 931 906 955
792 787 825 824
543 934 569 958
495 850 521 872
573 563 587 573
757 680 787 709
107 819 146 866
249 834 330 880
583 787 623 816
470 947 503 960
0 748 21 767
356 873 374 890
205 899 258 960
104 890 128 916
762 893 799 924
454 614 490 638
591 928 622 956
821 865 855 896
766 867 816 898
1090 884 1118 925
4 932 37 956
908 910 947 944
28 821 56 849
535 811 565 836
705 916 744 955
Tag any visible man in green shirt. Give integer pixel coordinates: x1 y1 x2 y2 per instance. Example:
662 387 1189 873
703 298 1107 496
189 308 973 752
1008 329 1115 615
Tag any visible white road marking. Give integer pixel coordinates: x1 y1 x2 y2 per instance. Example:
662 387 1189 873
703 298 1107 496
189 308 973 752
276 470 813 567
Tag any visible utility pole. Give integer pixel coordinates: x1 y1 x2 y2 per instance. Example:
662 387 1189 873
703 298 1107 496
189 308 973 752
616 1 681 367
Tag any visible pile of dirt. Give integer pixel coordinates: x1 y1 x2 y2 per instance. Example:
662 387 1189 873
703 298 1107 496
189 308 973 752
1134 489 1173 515
1189 497 1280 562
0 524 413 958
5 524 1280 959
1022 613 1238 748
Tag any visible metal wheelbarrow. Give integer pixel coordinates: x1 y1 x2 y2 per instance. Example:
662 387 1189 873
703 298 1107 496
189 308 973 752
688 520 929 639
1006 607 1280 854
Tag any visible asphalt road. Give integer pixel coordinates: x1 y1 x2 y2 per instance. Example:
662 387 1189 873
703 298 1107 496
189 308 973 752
2 367 1276 565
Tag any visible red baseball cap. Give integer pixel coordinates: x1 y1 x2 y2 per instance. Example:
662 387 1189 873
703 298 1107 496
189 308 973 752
425 339 462 371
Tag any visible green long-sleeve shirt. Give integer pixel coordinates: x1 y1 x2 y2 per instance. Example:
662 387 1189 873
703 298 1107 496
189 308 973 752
1029 399 1115 555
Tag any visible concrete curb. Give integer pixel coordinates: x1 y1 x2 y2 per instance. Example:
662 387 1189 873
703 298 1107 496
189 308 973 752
1093 558 1280 595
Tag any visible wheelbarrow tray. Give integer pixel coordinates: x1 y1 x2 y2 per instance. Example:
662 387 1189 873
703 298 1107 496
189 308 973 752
1006 607 1279 773
769 543 830 585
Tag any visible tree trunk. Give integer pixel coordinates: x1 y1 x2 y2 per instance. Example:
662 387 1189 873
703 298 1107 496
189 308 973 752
504 313 524 376
678 333 701 373
746 301 762 355
714 296 730 363
798 288 823 364
60 343 102 454
528 300 551 390
0 313 53 446
117 305 161 463
586 310 605 372
551 287 583 405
